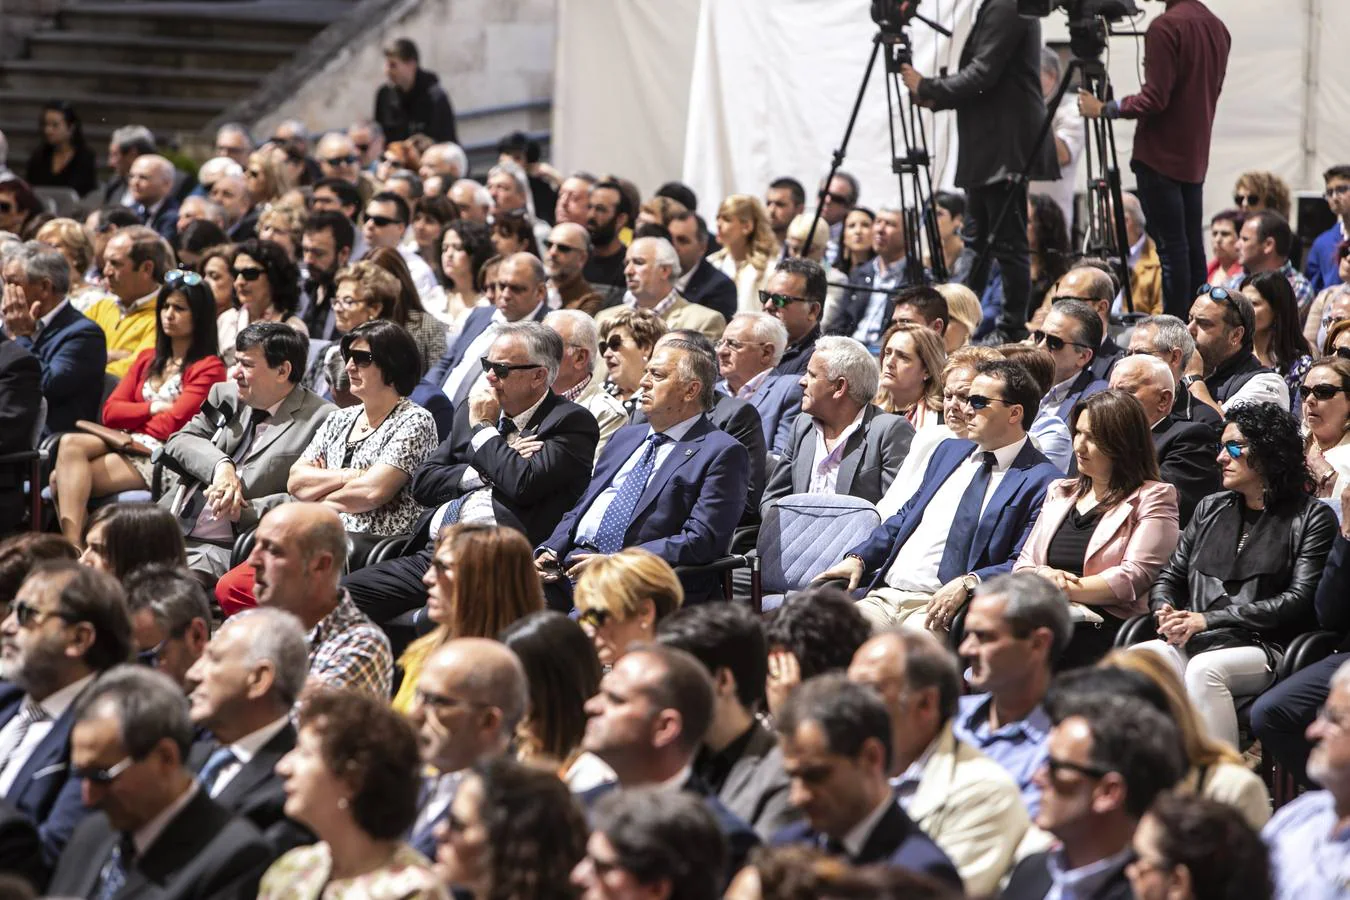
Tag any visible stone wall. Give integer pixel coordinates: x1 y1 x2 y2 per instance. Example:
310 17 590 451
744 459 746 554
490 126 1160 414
0 0 59 60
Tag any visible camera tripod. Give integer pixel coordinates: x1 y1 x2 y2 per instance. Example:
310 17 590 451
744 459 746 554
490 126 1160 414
805 26 950 286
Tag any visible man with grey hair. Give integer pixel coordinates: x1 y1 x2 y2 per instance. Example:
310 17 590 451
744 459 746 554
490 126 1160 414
1120 192 1164 319
448 178 491 223
213 123 254 169
1028 46 1084 228
715 311 801 456
826 205 922 353
545 308 627 459
209 172 255 240
544 221 610 315
124 566 211 690
538 338 751 607
1109 354 1220 525
486 160 530 215
127 154 180 241
1126 312 1221 430
345 322 599 626
184 607 312 853
763 335 911 509
596 236 725 341
1 240 107 433
417 142 465 184
247 502 392 699
99 124 156 208
175 195 226 236
48 666 272 899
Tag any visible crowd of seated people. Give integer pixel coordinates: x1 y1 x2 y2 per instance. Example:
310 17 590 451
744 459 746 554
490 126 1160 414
4 49 1350 900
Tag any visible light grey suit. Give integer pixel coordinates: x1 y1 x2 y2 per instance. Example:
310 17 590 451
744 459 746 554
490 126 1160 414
715 719 797 842
159 381 334 575
761 403 913 515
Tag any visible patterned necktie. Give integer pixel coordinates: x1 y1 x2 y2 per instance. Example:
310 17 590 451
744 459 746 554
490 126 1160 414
0 698 48 773
197 746 238 797
937 451 997 583
498 416 517 438
593 433 670 554
94 834 135 900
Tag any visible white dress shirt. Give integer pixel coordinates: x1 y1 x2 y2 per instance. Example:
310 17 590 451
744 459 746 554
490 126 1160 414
444 392 550 530
809 408 866 495
0 673 94 795
207 715 290 797
400 246 449 322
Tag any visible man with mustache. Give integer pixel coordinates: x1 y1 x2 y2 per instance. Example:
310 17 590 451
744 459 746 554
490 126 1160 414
582 180 632 290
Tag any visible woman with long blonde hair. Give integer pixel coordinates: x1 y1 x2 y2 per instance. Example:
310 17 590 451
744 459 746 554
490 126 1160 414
709 194 780 315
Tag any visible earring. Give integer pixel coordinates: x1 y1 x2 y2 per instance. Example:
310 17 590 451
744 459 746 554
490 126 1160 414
338 798 349 810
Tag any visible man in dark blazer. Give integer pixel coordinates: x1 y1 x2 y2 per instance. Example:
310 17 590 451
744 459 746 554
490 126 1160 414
1126 313 1223 435
904 0 1058 343
0 334 41 534
816 359 1059 631
578 645 760 877
1050 267 1125 382
771 675 961 888
0 563 132 874
1001 694 1185 900
411 252 551 437
1034 300 1109 424
538 340 750 606
184 608 313 856
158 324 333 580
1 241 107 435
670 211 737 322
128 155 181 242
762 336 912 512
345 324 599 625
763 257 826 378
49 667 272 900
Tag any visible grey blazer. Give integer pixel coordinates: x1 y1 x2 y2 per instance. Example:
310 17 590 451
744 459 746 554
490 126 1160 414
761 404 913 515
159 381 334 535
718 720 798 842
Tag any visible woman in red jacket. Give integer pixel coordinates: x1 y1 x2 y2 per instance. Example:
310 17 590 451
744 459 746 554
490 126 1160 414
51 271 226 547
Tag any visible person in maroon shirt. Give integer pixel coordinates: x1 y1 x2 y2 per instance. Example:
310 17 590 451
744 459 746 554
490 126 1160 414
1080 0 1231 321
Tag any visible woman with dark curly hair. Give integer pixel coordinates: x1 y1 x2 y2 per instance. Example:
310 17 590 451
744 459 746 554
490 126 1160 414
440 220 495 326
432 757 587 900
490 207 541 259
217 238 305 359
1028 192 1071 308
1240 271 1313 417
1141 401 1337 749
1125 791 1271 900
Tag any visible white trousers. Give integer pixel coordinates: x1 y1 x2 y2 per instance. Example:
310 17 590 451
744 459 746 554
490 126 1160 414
855 588 942 635
1133 640 1277 750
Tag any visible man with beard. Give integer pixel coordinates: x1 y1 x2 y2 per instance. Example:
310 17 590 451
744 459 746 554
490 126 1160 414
0 562 132 871
1181 285 1287 416
582 180 631 290
298 211 356 340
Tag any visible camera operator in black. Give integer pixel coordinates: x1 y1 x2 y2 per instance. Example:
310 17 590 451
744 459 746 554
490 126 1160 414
900 0 1057 344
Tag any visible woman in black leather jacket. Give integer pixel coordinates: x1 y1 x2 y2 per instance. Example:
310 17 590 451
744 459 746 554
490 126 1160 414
1141 402 1336 749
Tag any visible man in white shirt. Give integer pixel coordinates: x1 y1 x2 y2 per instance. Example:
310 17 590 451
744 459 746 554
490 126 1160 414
184 607 311 853
0 562 131 868
545 309 627 460
361 190 446 316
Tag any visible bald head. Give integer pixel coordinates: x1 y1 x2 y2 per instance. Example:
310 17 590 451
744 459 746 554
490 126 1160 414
1055 267 1115 305
1109 354 1174 423
413 638 529 771
249 502 348 622
129 154 174 206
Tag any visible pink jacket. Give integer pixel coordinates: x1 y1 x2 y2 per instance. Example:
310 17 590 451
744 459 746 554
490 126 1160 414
1014 479 1180 619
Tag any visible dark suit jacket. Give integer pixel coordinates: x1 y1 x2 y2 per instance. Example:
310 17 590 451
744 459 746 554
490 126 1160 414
917 0 1057 188
0 681 91 870
11 301 107 435
226 207 258 242
682 258 738 323
187 725 312 857
1000 850 1133 900
1172 387 1223 435
824 257 922 342
410 390 600 547
1048 367 1109 421
699 720 796 842
762 404 913 514
0 337 41 505
48 788 272 900
0 797 43 890
718 373 803 457
1152 413 1221 528
1089 335 1124 382
851 437 1060 590
146 200 181 242
771 801 961 889
542 416 750 603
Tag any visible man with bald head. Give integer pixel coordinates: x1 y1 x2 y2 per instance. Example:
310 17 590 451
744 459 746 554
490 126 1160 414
1109 354 1220 526
544 222 609 315
247 502 392 698
406 637 528 856
210 172 257 241
128 154 180 241
595 236 725 341
1050 266 1123 380
316 132 375 204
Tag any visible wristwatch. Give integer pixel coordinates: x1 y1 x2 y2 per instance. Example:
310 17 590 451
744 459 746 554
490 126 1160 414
960 573 979 598
1181 374 1204 390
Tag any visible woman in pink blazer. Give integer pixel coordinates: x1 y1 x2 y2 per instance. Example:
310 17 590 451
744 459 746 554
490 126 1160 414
1014 389 1180 668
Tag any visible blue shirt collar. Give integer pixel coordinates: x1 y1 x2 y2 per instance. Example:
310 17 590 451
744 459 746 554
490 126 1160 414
959 693 1051 743
1045 846 1133 899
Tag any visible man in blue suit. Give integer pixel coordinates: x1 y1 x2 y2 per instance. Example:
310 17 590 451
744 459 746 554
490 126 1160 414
771 674 961 888
815 358 1060 631
0 562 132 874
1 241 107 435
715 311 802 457
128 154 181 242
411 251 550 437
1032 298 1108 424
537 338 750 606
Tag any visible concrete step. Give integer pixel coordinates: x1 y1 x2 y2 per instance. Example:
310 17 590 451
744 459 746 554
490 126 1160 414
0 60 261 102
0 89 225 133
27 30 298 71
58 2 339 42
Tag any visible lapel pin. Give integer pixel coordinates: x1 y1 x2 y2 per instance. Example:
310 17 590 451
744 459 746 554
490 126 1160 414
685 449 694 457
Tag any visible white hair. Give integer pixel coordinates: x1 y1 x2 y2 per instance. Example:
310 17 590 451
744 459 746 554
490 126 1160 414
730 311 788 365
452 178 492 211
635 236 682 279
198 157 244 185
1332 657 1350 696
489 159 529 198
1121 192 1147 230
546 308 600 360
227 608 310 707
813 336 880 405
427 142 467 179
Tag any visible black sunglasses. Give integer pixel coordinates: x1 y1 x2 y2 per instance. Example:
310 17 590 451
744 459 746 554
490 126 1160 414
73 755 138 785
1045 755 1113 780
343 348 375 368
232 266 266 282
365 214 401 228
1233 193 1260 207
323 154 359 166
0 201 14 214
1300 383 1348 401
164 269 203 288
542 239 582 254
1031 331 1092 353
602 335 627 354
480 357 542 379
965 394 1015 411
10 599 72 628
759 290 811 308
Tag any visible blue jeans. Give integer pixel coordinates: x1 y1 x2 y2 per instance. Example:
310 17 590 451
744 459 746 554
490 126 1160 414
1132 160 1206 319
1250 651 1347 787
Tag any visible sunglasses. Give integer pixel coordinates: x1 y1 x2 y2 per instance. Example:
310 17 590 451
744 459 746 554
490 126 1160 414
603 335 627 354
323 154 359 166
823 191 852 205
1045 756 1112 780
10 599 71 628
542 239 582 254
73 756 137 785
1222 439 1247 459
1300 383 1348 401
578 607 612 630
1233 193 1261 207
164 269 203 288
343 348 375 368
965 394 1014 411
232 266 266 282
365 214 401 228
759 290 811 308
1031 331 1092 353
480 358 542 379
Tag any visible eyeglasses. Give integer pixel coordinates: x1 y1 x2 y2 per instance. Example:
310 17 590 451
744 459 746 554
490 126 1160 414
1222 439 1248 459
164 269 203 289
73 755 136 785
1126 347 1169 361
365 214 401 229
823 191 852 205
759 290 811 308
323 154 359 167
1300 383 1347 401
1031 331 1092 353
232 266 266 282
542 239 582 254
965 394 1015 411
715 337 770 352
1327 185 1350 199
480 358 543 379
1233 193 1261 207
1044 755 1113 780
353 143 370 155
577 607 613 630
343 348 375 368
332 295 369 311
9 599 72 629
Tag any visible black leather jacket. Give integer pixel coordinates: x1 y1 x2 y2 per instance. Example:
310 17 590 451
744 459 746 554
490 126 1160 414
1149 491 1337 654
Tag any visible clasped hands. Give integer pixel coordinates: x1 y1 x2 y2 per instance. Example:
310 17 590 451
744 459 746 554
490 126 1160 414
1154 603 1206 647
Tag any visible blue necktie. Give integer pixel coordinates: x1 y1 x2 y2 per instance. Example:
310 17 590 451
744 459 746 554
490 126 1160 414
593 433 669 554
197 746 237 796
937 451 996 583
95 835 134 900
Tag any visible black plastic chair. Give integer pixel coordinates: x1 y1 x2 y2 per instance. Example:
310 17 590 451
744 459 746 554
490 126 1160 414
0 398 47 531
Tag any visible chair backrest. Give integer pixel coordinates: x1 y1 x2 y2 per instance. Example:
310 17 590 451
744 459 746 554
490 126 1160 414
30 397 46 450
758 493 881 595
32 186 80 217
100 372 120 419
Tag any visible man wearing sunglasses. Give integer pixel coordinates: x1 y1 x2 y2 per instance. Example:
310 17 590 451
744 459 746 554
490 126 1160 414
1183 285 1289 416
1047 267 1124 381
1303 165 1350 294
1032 300 1108 427
48 666 272 900
361 191 444 317
316 132 374 201
0 563 133 870
762 257 826 378
1237 211 1314 316
543 222 610 316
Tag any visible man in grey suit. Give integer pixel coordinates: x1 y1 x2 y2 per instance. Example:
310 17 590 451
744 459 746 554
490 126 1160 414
762 336 912 513
158 323 333 579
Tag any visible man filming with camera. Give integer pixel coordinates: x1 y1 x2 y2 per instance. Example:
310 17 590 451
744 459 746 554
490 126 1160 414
900 0 1057 344
1079 0 1230 320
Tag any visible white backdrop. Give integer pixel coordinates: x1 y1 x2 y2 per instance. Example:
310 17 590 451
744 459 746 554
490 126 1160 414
553 0 1350 226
